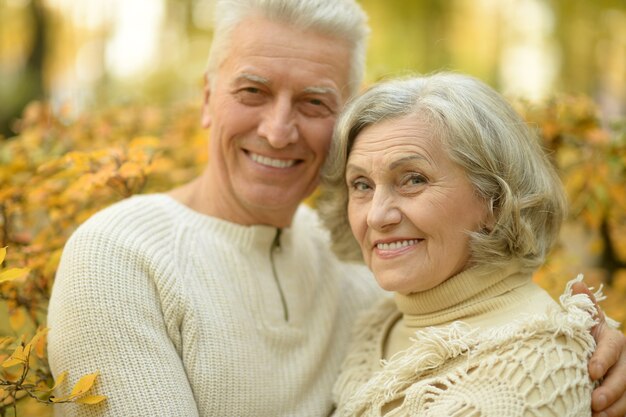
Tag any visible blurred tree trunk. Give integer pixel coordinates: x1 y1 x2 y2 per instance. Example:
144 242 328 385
0 0 46 138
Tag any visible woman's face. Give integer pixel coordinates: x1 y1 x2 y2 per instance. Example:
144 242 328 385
346 115 492 294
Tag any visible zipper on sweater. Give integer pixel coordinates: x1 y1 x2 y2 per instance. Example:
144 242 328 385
270 228 289 322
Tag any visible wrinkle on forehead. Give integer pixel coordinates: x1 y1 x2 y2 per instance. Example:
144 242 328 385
225 16 351 71
349 122 441 168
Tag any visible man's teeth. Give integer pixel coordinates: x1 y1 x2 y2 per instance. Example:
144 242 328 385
250 153 296 168
376 240 419 250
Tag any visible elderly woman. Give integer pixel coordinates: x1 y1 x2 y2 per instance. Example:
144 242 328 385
320 72 618 416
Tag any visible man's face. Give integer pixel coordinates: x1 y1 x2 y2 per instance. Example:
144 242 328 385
203 16 352 227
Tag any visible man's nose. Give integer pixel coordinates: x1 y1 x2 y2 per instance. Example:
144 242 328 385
257 97 298 148
367 187 402 231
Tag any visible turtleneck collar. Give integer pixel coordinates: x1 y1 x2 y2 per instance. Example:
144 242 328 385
393 262 531 327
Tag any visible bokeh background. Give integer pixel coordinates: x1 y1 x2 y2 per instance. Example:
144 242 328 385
2 0 625 134
0 0 625 415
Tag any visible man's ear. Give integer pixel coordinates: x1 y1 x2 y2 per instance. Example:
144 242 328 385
201 72 212 128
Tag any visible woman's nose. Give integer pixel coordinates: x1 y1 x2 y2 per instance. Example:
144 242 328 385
367 188 402 231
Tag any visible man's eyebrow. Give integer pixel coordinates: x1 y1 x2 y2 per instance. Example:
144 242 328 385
303 86 339 96
234 73 270 85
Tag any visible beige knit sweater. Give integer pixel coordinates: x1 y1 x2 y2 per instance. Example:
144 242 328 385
47 194 383 417
333 264 602 417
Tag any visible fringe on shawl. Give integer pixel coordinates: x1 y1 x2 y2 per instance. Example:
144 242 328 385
335 275 611 417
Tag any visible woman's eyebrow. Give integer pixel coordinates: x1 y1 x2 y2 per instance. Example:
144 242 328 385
389 154 429 170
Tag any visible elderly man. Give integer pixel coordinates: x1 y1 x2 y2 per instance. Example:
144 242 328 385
48 0 626 416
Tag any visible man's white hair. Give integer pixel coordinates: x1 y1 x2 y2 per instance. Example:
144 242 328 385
206 0 369 96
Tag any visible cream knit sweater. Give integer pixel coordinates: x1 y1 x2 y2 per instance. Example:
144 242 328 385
47 194 383 417
333 265 601 417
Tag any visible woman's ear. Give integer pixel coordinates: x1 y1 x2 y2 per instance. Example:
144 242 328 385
201 72 212 128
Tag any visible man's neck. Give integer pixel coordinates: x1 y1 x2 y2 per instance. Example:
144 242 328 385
167 173 297 228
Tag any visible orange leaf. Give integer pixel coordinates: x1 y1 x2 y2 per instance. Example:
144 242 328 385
32 328 49 359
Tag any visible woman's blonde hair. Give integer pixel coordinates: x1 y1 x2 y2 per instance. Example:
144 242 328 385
319 72 567 272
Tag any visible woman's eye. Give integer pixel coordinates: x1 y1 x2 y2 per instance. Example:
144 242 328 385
351 179 371 191
405 174 426 186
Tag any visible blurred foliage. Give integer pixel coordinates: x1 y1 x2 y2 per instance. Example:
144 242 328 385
516 95 626 327
0 93 624 414
0 0 625 415
1 0 625 135
0 100 205 416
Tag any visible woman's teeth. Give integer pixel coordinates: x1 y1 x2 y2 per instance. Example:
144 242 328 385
376 240 419 250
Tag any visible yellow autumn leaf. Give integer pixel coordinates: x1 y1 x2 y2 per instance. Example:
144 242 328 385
32 328 49 359
0 337 13 348
0 267 30 283
3 367 22 383
35 337 47 359
70 372 100 397
9 308 26 331
129 135 160 150
75 395 107 404
118 161 143 179
0 246 6 264
51 370 68 390
43 249 63 278
65 151 91 172
89 167 116 188
37 370 68 394
36 158 66 176
49 395 71 403
2 344 28 368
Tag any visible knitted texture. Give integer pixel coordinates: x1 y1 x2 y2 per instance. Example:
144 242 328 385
47 194 383 417
333 271 602 417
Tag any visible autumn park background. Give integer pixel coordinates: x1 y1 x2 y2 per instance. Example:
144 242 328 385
1 0 626 415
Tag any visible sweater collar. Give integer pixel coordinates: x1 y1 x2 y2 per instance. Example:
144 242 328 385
158 193 292 249
393 262 531 327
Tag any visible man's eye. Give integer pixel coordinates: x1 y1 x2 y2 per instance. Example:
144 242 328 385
234 87 265 105
300 98 332 117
